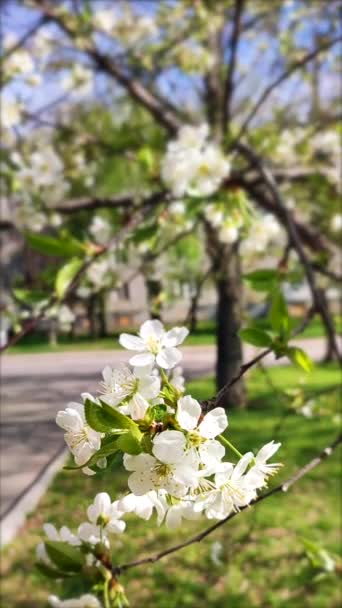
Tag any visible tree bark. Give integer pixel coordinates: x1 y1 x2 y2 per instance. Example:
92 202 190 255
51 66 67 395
215 247 246 408
205 224 246 408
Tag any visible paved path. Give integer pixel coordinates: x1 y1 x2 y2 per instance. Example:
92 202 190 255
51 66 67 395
0 338 336 543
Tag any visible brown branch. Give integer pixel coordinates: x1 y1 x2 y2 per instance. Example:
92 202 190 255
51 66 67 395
52 190 169 215
222 0 245 130
113 432 342 574
237 143 341 361
233 35 342 143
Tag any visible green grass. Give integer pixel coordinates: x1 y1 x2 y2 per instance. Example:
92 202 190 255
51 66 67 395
1 364 340 607
7 316 342 354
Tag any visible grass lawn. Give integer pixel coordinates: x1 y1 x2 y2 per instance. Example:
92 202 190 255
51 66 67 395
1 364 341 608
7 316 342 354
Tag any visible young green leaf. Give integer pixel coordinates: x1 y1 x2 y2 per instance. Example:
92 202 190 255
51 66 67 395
286 347 314 372
239 327 273 347
13 288 48 305
36 562 70 580
100 400 142 439
270 289 289 336
55 258 83 299
45 542 84 573
84 399 127 433
116 431 142 455
25 233 85 258
243 269 279 292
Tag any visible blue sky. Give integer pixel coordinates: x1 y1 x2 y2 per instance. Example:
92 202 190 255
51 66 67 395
2 0 340 126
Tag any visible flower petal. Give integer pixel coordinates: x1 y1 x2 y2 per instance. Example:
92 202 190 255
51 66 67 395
139 319 165 340
255 440 281 464
156 346 182 369
198 407 228 439
128 393 150 420
119 333 145 351
152 430 186 463
129 352 155 367
127 470 155 495
163 326 189 347
176 395 201 431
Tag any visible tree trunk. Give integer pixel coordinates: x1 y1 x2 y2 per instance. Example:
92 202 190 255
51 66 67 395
205 224 246 408
215 246 246 408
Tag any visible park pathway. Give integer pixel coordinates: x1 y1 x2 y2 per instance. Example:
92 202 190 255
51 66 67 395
0 337 337 545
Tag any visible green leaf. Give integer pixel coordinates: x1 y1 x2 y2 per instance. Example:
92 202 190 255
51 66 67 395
286 347 314 372
116 431 142 455
243 269 279 292
100 400 142 438
25 233 85 258
13 288 48 305
270 290 289 336
131 223 157 245
55 258 83 299
239 327 273 347
36 562 69 579
45 542 84 573
84 399 126 433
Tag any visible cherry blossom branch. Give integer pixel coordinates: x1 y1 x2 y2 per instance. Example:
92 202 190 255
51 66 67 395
233 34 342 143
52 190 170 215
113 432 342 574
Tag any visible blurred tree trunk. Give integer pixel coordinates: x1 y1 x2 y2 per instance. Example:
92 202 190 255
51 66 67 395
48 319 58 346
145 277 163 320
88 294 98 338
319 289 338 362
205 224 246 408
98 290 107 338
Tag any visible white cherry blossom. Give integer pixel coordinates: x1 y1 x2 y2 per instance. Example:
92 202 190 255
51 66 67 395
119 319 188 369
195 453 257 519
48 594 101 608
245 441 282 489
56 402 101 466
87 492 126 534
123 449 199 498
161 124 230 197
100 364 160 420
118 490 167 525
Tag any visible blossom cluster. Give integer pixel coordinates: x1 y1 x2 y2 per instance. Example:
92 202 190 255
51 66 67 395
161 124 230 198
38 320 282 605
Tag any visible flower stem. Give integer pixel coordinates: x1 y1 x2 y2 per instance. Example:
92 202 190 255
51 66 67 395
103 578 110 608
218 435 243 459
